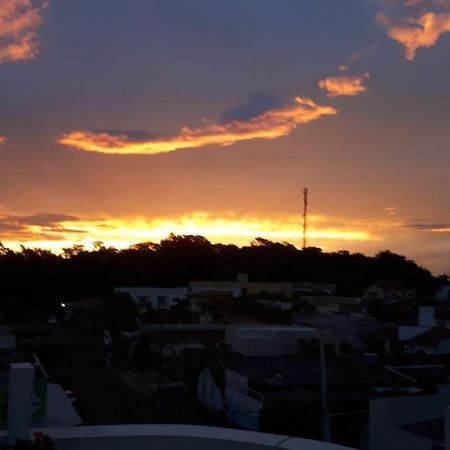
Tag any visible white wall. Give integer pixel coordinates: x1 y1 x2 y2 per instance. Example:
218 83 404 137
369 385 450 450
191 287 242 298
197 367 223 412
115 287 188 309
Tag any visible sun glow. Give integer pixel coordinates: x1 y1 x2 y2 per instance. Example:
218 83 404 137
0 212 375 253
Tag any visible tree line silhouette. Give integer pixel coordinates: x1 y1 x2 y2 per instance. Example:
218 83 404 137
0 234 443 302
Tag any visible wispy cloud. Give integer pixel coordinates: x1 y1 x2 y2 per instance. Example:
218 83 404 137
57 96 337 156
384 207 398 215
376 0 450 60
318 73 370 98
403 218 450 231
348 45 379 62
0 0 49 63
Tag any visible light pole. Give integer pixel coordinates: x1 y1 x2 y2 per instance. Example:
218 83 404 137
319 335 330 442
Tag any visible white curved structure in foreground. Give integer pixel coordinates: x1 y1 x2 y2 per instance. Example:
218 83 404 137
32 424 355 450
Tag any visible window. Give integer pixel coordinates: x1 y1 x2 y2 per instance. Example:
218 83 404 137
157 296 167 309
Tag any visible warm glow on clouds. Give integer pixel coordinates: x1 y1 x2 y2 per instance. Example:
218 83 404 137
57 97 337 155
376 0 450 60
0 136 7 144
0 211 375 253
318 73 370 98
0 0 49 63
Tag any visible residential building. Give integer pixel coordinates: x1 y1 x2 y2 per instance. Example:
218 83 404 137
190 273 292 298
419 306 450 329
435 285 450 301
225 325 316 356
363 282 416 301
294 312 376 349
403 328 450 355
197 353 436 441
115 286 189 309
4 361 355 450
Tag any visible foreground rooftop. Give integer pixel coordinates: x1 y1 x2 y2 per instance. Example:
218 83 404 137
20 425 355 450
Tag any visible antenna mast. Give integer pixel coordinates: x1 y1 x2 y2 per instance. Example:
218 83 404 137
302 187 308 249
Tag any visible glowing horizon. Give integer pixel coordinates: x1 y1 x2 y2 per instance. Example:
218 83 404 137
0 211 376 254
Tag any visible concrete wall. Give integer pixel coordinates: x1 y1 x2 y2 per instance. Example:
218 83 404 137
369 385 450 450
24 425 355 450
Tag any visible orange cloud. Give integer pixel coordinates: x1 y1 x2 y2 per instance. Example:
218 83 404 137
0 0 49 63
376 0 450 60
57 97 337 155
318 73 370 98
0 136 7 144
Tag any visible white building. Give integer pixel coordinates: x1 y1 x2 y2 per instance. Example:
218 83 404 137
115 287 189 310
363 284 416 301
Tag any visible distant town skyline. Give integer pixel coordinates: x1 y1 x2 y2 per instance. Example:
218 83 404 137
1 0 450 274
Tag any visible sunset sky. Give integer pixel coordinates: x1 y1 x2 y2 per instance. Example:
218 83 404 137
1 0 450 274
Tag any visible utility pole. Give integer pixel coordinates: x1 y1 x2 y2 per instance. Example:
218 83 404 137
302 187 308 249
320 336 330 442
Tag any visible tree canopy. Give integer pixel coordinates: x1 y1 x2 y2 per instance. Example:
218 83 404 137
0 235 439 301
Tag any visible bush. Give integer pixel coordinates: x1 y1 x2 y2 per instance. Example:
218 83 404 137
0 432 56 449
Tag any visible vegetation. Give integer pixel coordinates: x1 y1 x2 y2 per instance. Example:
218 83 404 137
260 396 322 440
0 433 56 449
14 326 65 364
0 235 440 305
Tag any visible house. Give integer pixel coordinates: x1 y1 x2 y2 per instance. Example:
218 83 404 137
363 282 416 301
0 359 358 450
403 328 450 355
190 273 292 298
363 324 400 354
435 285 450 301
115 287 189 310
419 306 450 329
294 312 376 349
197 353 428 436
292 282 337 297
225 325 317 356
298 297 362 314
